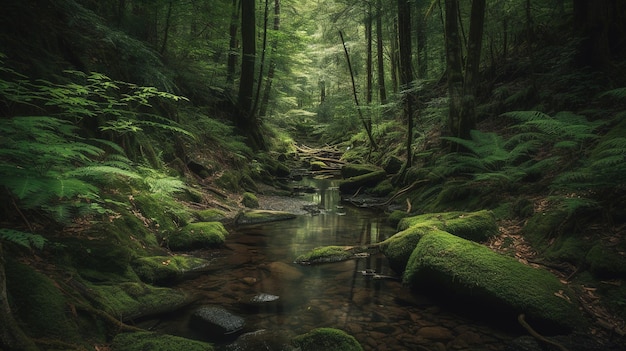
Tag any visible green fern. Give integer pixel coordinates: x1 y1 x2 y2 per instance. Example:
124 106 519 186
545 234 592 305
0 229 47 249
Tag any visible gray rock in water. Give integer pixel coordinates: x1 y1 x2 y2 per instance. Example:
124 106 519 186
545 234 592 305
225 329 297 351
189 306 245 339
240 293 281 312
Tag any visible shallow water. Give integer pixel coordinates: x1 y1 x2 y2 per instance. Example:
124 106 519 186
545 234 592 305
144 178 518 350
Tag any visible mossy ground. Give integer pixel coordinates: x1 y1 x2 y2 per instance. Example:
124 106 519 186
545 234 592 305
111 331 214 351
292 327 363 351
294 246 355 264
167 222 228 250
132 255 210 284
404 231 584 332
397 210 498 242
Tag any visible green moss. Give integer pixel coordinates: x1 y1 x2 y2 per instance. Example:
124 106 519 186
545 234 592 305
522 208 571 248
387 210 408 228
544 236 589 264
586 243 626 278
292 328 363 351
236 210 297 225
168 222 228 250
403 231 583 332
194 208 226 222
338 170 387 194
134 193 194 234
85 281 188 320
310 161 327 171
370 179 394 197
341 164 381 178
380 226 446 273
397 210 497 242
242 192 259 208
111 332 214 351
132 255 210 284
294 246 354 264
6 260 81 342
59 237 135 275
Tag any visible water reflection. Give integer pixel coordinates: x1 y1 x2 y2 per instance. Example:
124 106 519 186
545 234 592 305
157 177 516 350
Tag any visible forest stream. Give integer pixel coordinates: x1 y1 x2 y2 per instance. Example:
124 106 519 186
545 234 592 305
136 178 519 351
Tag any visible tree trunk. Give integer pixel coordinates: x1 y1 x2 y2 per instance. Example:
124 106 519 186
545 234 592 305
365 3 373 106
0 243 38 351
252 0 270 116
226 0 240 85
375 0 387 104
444 0 463 142
159 1 173 55
416 1 428 79
259 0 280 118
459 0 486 140
398 0 414 169
390 17 399 94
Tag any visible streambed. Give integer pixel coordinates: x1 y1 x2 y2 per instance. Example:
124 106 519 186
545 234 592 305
140 178 518 350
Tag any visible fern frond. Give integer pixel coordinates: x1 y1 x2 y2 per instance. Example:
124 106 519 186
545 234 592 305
599 87 626 100
0 229 47 249
66 165 141 179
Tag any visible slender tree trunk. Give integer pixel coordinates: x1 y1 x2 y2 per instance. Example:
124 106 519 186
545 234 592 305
376 0 387 104
390 17 399 94
0 243 38 351
340 31 378 150
252 0 270 116
459 0 486 139
159 1 173 55
416 1 428 79
365 3 373 106
259 0 280 118
444 0 463 143
398 0 414 169
226 0 240 85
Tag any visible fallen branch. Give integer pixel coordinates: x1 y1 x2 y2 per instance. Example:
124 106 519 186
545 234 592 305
518 314 569 351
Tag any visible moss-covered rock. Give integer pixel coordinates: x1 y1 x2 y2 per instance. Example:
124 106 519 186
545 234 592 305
397 210 497 242
341 164 381 178
294 246 356 264
586 243 626 279
168 222 228 250
131 255 211 285
111 331 214 351
387 210 408 228
236 210 297 225
292 328 363 351
370 178 394 197
379 226 448 273
310 161 327 171
242 192 259 208
404 231 583 332
194 208 227 222
6 260 82 342
85 281 189 320
339 170 387 194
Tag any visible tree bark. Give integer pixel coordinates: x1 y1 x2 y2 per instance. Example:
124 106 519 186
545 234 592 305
375 0 387 104
398 0 414 169
416 1 428 79
0 243 39 351
365 2 373 105
226 0 240 85
444 0 463 142
259 0 280 118
252 0 270 116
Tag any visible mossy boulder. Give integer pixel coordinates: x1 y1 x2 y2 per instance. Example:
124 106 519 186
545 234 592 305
387 210 408 228
338 170 387 194
132 255 211 285
404 231 583 332
236 210 297 225
294 246 356 264
194 208 226 222
585 243 626 278
310 161 327 171
341 164 381 178
168 222 228 250
85 281 189 320
397 210 498 242
111 332 214 351
379 226 448 273
370 178 394 197
6 260 82 342
292 328 363 351
241 192 259 208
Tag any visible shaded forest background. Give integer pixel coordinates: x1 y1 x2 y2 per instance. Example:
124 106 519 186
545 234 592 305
1 0 626 350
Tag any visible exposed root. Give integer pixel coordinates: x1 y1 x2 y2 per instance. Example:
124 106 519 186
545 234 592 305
518 314 569 351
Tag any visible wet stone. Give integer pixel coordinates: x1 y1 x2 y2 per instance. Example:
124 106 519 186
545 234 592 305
225 329 297 351
240 293 281 313
189 306 245 340
416 326 454 341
